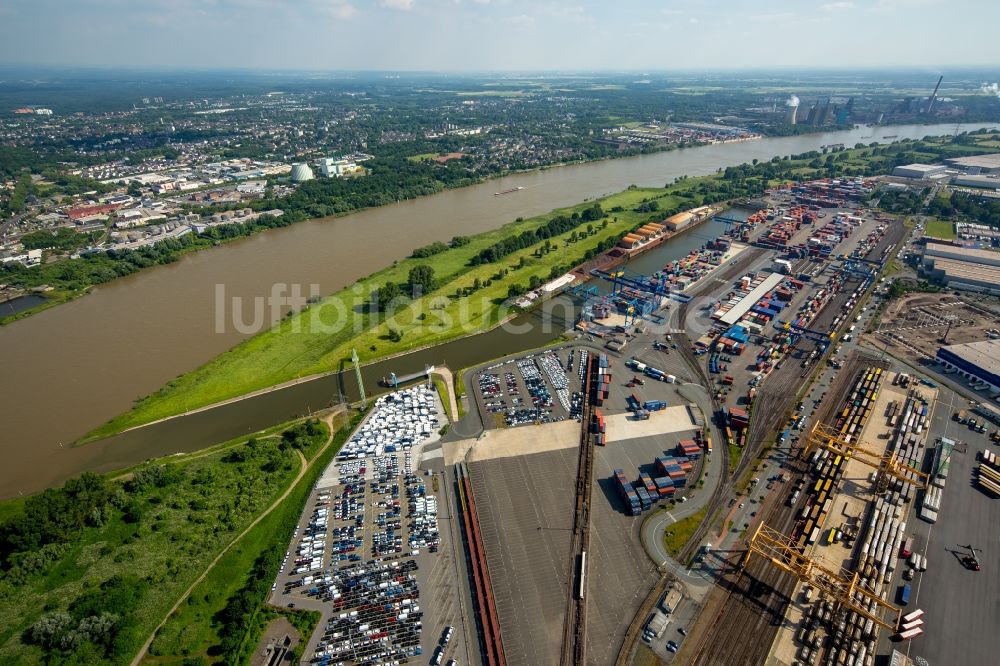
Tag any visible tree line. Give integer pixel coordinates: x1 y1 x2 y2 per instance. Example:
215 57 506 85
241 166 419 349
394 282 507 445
469 204 604 265
928 191 1000 227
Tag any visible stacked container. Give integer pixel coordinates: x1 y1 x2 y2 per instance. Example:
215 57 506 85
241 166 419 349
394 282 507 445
677 439 702 459
614 469 641 516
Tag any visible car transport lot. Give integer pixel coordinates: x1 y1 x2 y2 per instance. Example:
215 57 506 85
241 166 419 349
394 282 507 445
474 348 585 429
269 385 474 665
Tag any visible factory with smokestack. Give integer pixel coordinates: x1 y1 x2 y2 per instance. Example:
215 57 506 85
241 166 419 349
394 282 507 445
784 95 800 125
926 75 944 114
780 94 853 127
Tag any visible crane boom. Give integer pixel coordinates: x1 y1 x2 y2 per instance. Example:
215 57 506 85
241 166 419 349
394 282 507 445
804 422 929 490
743 523 903 631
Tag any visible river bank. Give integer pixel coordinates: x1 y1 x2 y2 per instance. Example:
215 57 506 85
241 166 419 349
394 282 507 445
1 143 699 326
80 182 698 442
2 122 997 499
92 199 732 441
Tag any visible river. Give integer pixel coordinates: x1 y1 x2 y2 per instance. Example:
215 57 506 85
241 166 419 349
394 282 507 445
1 294 46 318
0 122 995 497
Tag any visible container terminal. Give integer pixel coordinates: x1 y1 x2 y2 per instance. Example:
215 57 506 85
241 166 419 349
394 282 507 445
267 176 1000 666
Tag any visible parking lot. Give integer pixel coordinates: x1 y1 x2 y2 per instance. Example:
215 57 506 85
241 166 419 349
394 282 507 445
469 447 576 666
474 348 585 428
269 385 474 665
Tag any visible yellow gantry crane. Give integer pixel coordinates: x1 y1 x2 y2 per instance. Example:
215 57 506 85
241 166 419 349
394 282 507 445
804 422 929 491
742 523 903 631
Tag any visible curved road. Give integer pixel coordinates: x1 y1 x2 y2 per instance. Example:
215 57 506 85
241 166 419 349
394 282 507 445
638 382 723 593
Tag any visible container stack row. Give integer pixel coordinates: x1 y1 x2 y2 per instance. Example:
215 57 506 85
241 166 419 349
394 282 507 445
614 469 642 516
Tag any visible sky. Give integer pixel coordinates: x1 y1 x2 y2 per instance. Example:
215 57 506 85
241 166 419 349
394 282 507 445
0 0 998 72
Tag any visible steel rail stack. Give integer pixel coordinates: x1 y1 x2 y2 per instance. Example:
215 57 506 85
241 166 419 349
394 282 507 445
455 461 506 666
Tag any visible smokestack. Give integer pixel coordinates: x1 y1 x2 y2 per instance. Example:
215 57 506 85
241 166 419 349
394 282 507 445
927 75 943 114
784 95 800 125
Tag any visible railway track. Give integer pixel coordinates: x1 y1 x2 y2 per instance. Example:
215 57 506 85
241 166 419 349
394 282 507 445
684 261 900 664
617 218 904 663
688 356 888 666
679 217 907 665
668 252 767 565
560 354 597 666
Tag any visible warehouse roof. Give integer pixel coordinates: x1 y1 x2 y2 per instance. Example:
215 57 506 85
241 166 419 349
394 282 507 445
944 153 1000 170
925 242 1000 264
895 163 944 174
664 212 694 225
719 272 785 325
930 257 1000 288
939 339 1000 377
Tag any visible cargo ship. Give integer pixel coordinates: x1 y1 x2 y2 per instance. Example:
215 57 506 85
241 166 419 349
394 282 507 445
494 186 525 196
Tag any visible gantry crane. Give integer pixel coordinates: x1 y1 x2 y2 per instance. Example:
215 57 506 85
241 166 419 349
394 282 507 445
742 523 903 631
804 422 929 492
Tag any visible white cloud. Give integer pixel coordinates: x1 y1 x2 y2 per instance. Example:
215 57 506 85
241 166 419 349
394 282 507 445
321 0 358 19
821 1 853 10
382 0 414 9
872 0 942 11
750 12 795 22
503 13 535 26
542 4 591 23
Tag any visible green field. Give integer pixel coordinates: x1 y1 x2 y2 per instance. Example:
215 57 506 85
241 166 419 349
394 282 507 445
924 218 956 240
662 506 709 558
0 416 335 665
83 181 706 442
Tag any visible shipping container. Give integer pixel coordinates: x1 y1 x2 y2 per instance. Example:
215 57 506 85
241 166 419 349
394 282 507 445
896 627 922 641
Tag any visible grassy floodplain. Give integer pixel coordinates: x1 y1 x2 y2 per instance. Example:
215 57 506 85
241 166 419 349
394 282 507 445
81 131 1000 444
0 414 351 665
84 180 709 442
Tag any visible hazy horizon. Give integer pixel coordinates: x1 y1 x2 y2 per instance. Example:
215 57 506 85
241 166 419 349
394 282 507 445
1 0 998 72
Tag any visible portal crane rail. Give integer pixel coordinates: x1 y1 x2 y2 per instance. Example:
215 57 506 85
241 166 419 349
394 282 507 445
804 422 930 490
742 523 903 631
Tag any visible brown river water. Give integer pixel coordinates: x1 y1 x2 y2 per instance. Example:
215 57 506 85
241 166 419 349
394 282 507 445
0 122 995 498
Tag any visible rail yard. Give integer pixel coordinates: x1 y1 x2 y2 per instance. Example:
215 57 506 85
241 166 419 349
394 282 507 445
269 177 1000 666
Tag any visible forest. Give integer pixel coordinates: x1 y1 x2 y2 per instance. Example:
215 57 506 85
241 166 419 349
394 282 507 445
928 191 1000 227
0 418 329 664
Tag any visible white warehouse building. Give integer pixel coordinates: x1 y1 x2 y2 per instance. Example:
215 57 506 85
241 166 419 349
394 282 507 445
892 163 948 179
